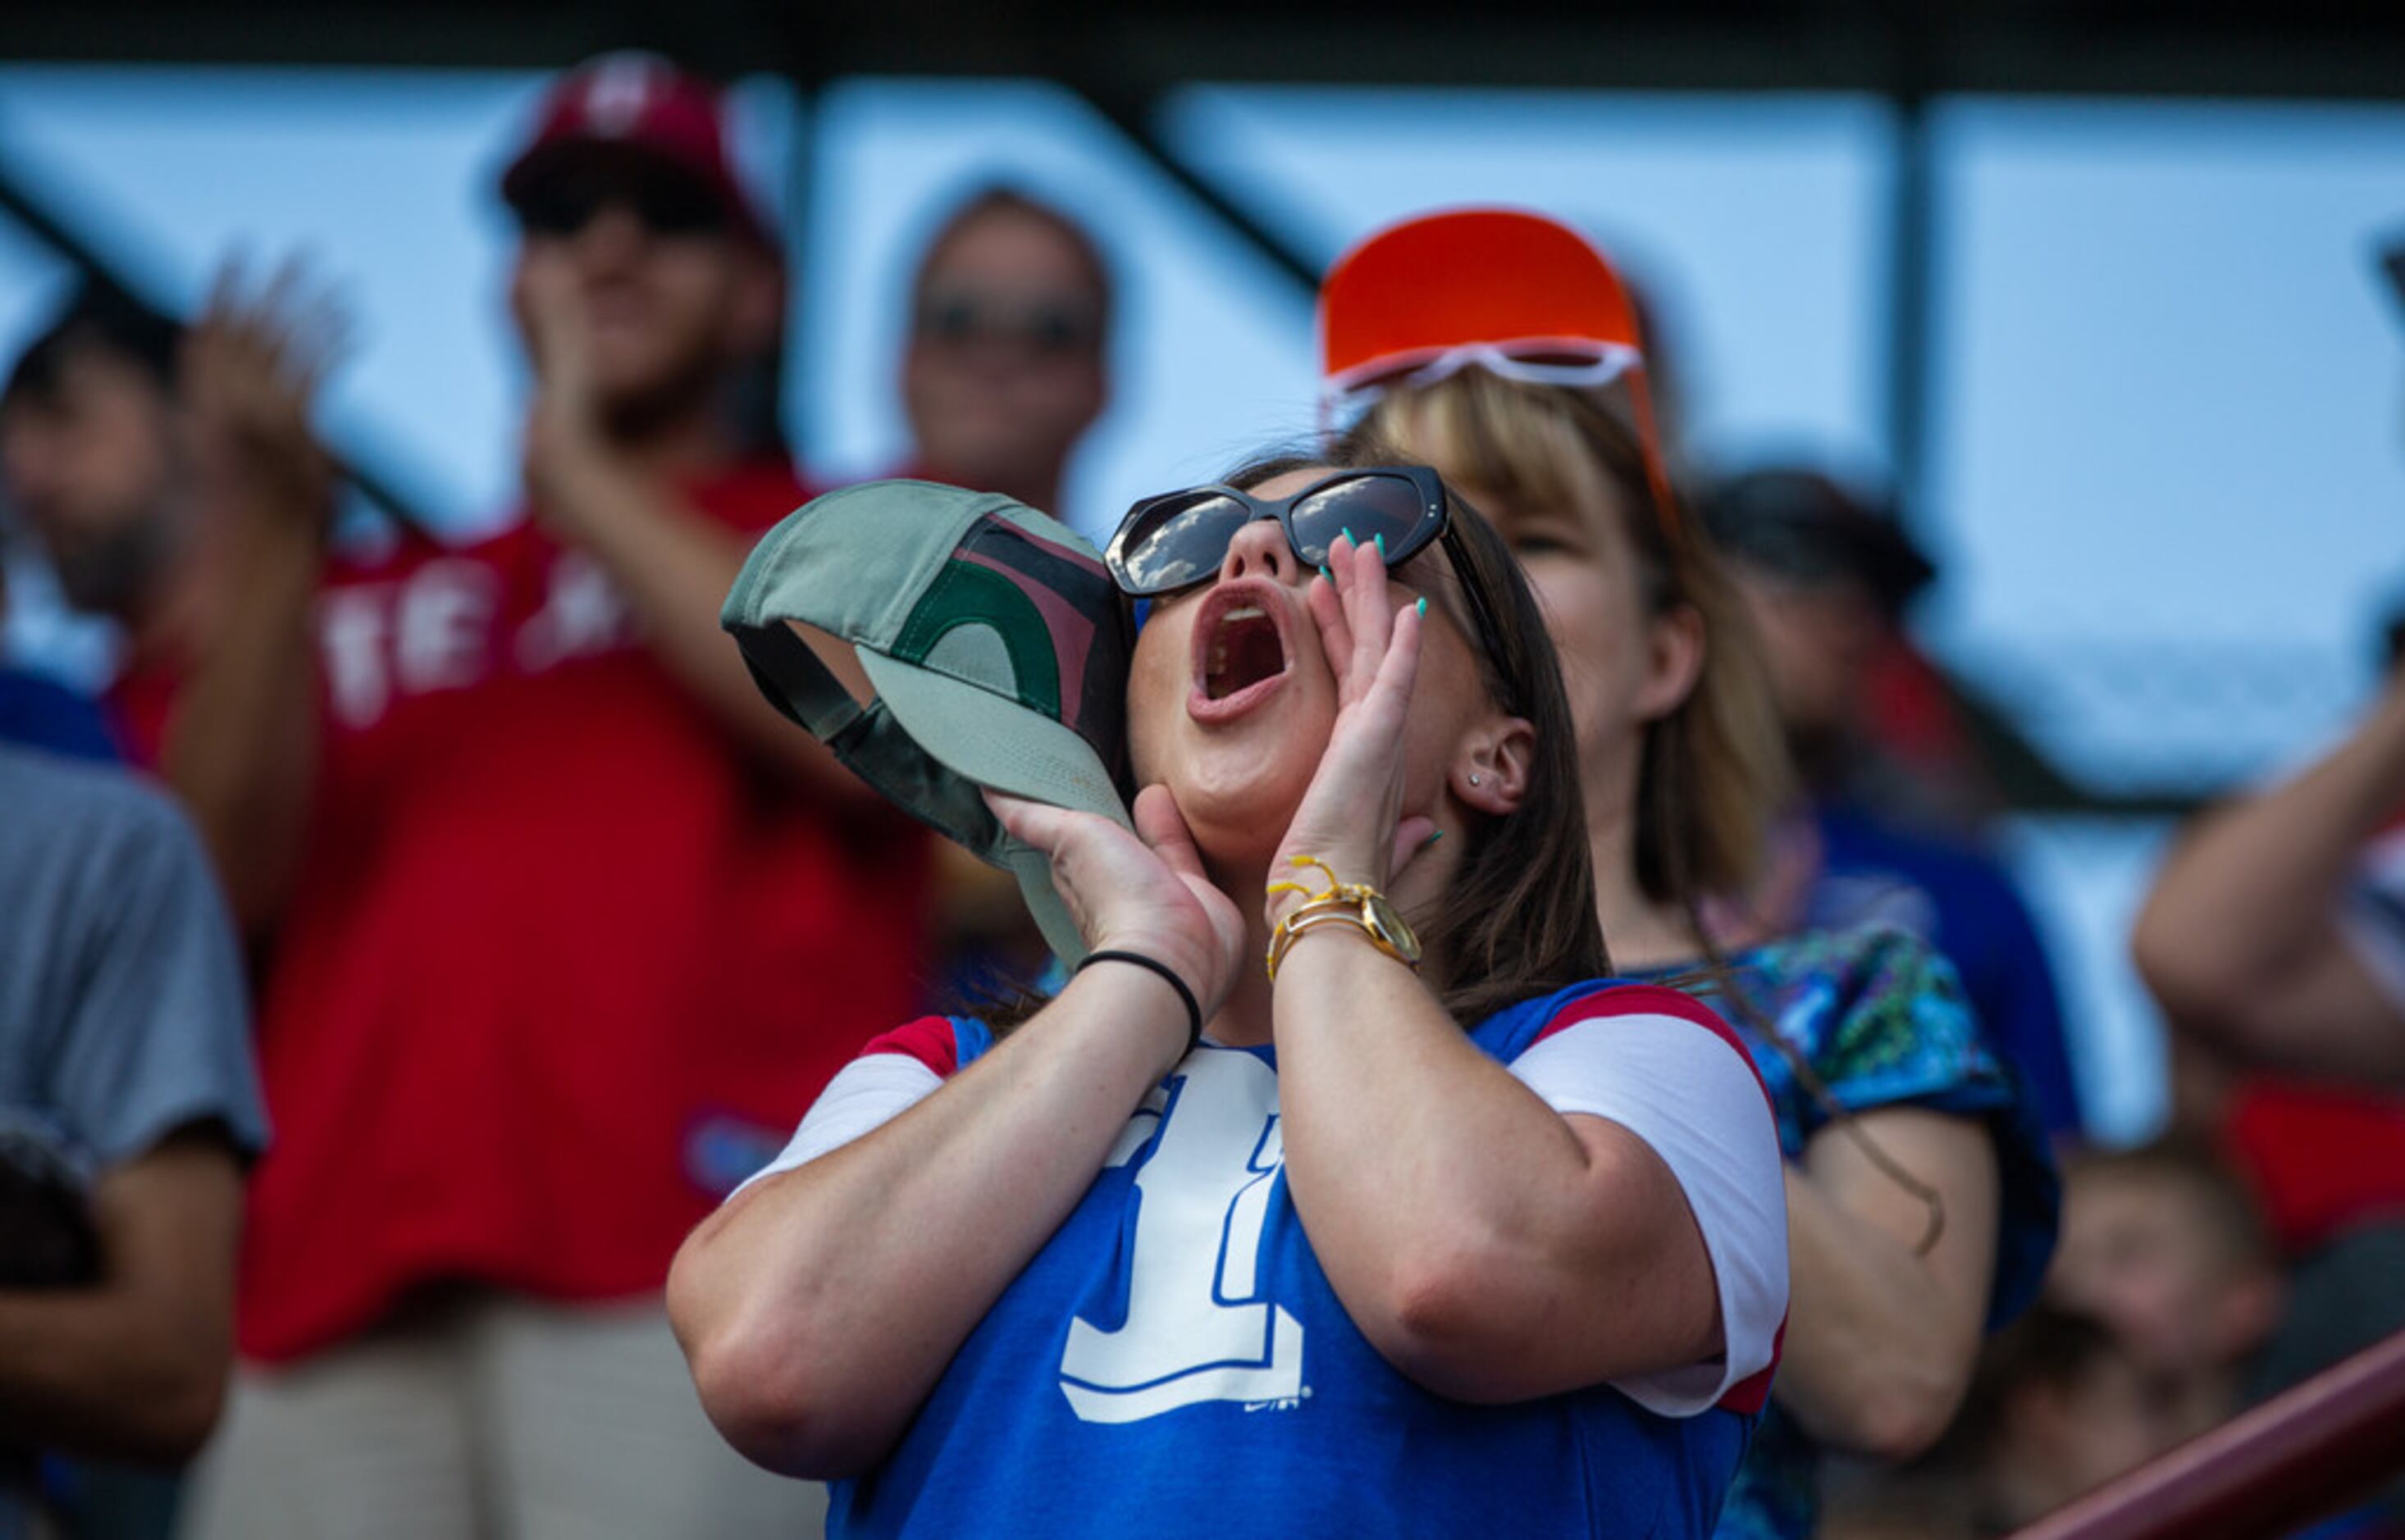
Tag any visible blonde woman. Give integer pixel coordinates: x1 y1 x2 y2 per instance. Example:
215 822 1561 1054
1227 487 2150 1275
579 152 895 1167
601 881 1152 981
1321 208 2057 1539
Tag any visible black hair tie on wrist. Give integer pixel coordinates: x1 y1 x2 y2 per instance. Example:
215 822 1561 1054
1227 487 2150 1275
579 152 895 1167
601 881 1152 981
1075 950 1202 1061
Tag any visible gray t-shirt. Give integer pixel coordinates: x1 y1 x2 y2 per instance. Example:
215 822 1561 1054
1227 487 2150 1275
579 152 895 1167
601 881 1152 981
0 743 266 1180
1 745 267 1529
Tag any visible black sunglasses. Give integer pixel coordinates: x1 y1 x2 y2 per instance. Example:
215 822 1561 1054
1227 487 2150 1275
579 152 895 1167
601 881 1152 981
1106 466 1508 669
915 290 1101 356
513 167 729 241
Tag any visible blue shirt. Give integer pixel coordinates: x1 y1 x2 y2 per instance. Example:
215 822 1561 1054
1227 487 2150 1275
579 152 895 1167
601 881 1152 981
0 667 120 764
830 983 1765 1540
1668 926 2058 1540
1809 803 2084 1139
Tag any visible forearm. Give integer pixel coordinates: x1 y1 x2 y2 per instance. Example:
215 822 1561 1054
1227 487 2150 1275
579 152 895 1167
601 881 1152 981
541 462 878 800
2136 674 2405 1009
670 966 1185 1477
1773 1119 1998 1460
158 512 323 933
0 1286 229 1462
1270 935 1714 1400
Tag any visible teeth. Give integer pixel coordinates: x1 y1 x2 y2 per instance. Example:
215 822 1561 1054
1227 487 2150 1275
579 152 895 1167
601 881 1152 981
1225 605 1264 622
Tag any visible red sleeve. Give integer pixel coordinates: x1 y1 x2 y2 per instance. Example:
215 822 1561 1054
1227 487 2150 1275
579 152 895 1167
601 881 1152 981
856 1015 964 1079
1531 982 1773 1110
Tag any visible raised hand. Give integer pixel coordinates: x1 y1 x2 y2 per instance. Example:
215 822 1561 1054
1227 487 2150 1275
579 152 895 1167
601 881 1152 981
182 253 349 531
986 785 1247 1023
1265 531 1439 923
517 248 617 526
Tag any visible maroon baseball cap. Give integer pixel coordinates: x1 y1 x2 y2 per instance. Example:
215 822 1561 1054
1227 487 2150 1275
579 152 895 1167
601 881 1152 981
500 52 772 247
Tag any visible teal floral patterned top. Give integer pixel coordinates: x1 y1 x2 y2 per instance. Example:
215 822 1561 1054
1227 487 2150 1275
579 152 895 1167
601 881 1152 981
1645 925 2060 1540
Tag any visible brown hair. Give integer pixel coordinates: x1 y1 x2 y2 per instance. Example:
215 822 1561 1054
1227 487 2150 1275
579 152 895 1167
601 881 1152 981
1339 374 1968 1251
1342 369 1789 913
1219 449 1612 1022
2065 1137 2273 1275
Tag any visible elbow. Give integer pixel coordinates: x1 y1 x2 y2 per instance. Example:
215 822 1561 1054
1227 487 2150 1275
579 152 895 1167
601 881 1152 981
146 1368 230 1464
106 1343 231 1465
1843 1380 1963 1465
669 1243 885 1480
1366 1234 1537 1403
682 1318 888 1481
1803 1354 1972 1465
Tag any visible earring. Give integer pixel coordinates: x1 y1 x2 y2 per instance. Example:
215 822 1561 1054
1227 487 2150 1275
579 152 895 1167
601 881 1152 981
1468 773 1482 787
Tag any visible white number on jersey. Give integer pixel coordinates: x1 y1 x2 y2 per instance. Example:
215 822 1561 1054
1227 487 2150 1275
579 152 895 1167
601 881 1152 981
1057 1049 1305 1423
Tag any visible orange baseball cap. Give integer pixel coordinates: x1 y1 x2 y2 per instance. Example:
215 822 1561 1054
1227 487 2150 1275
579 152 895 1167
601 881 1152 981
1318 207 1674 522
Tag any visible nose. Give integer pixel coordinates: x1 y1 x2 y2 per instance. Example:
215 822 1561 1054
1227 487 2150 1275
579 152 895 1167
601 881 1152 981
1219 514 1301 588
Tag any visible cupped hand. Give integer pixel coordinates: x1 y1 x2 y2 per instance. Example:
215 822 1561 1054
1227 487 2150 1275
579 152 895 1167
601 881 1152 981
518 251 616 517
1265 531 1439 923
182 253 349 531
985 785 1247 1023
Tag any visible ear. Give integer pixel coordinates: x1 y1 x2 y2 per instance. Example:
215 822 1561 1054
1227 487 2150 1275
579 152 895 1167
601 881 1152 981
1451 713 1535 817
1632 600 1704 724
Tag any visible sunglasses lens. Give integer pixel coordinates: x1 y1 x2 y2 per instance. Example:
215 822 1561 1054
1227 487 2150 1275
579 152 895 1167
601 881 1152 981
517 169 728 239
517 180 602 237
1288 475 1431 566
1116 492 1250 595
633 175 728 237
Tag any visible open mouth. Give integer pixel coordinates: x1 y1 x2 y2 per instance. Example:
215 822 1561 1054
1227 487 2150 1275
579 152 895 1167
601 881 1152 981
1204 605 1289 699
1189 582 1295 721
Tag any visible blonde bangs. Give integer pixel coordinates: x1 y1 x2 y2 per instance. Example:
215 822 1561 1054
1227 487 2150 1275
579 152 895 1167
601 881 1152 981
1360 371 1612 524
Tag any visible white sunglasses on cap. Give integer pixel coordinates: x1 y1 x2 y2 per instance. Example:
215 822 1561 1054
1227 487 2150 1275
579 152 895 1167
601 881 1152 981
1320 338 1644 419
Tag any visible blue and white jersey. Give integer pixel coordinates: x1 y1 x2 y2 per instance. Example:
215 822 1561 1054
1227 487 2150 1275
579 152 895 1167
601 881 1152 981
746 980 1790 1539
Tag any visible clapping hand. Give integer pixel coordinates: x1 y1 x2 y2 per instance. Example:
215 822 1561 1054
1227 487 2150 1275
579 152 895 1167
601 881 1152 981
183 254 348 532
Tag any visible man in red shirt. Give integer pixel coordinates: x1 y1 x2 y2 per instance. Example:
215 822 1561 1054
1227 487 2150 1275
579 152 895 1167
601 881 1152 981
12 53 921 1538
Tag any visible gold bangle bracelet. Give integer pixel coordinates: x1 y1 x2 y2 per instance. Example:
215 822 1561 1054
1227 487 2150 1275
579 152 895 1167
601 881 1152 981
1263 855 1424 982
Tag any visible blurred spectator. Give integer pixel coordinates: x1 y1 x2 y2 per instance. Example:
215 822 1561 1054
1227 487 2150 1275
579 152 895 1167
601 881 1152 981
0 742 266 1534
2 52 924 1538
889 186 1115 986
897 185 1110 519
2133 658 2405 1088
1704 467 2086 1139
0 285 180 763
1950 1305 2190 1535
2045 1139 2282 1442
2133 623 2405 1527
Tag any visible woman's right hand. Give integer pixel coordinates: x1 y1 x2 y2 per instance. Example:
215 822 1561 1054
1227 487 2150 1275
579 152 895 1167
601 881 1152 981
986 786 1246 1024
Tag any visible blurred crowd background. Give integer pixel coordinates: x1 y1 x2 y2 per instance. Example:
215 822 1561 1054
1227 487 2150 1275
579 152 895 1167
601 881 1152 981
3 2 2404 1536
7 35 2405 1145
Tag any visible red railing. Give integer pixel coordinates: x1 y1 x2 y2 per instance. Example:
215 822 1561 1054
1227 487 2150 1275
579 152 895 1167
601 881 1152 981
2010 1327 2405 1540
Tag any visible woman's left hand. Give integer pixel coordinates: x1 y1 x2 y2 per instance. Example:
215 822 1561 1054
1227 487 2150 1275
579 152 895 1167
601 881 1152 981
1266 531 1439 923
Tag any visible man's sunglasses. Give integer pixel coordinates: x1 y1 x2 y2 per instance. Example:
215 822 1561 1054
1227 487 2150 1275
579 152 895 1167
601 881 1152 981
513 167 730 241
915 291 1101 356
1105 465 1506 667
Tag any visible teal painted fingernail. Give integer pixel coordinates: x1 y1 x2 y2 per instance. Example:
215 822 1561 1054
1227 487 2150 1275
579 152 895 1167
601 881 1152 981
1340 526 1355 545
1320 563 1334 583
1375 532 1387 558
1427 829 1444 845
1415 595 1427 616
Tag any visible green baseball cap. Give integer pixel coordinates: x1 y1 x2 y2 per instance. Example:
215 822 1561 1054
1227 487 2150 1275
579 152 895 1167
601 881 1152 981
721 480 1137 964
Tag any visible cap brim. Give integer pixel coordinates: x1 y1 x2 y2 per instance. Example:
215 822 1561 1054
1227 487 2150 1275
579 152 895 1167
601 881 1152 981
859 650 1129 965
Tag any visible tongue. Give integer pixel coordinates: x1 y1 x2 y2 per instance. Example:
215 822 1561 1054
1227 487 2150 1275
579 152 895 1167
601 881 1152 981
1211 617 1286 699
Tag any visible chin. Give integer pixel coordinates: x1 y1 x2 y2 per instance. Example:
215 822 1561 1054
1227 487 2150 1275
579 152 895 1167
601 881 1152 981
1164 743 1315 871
